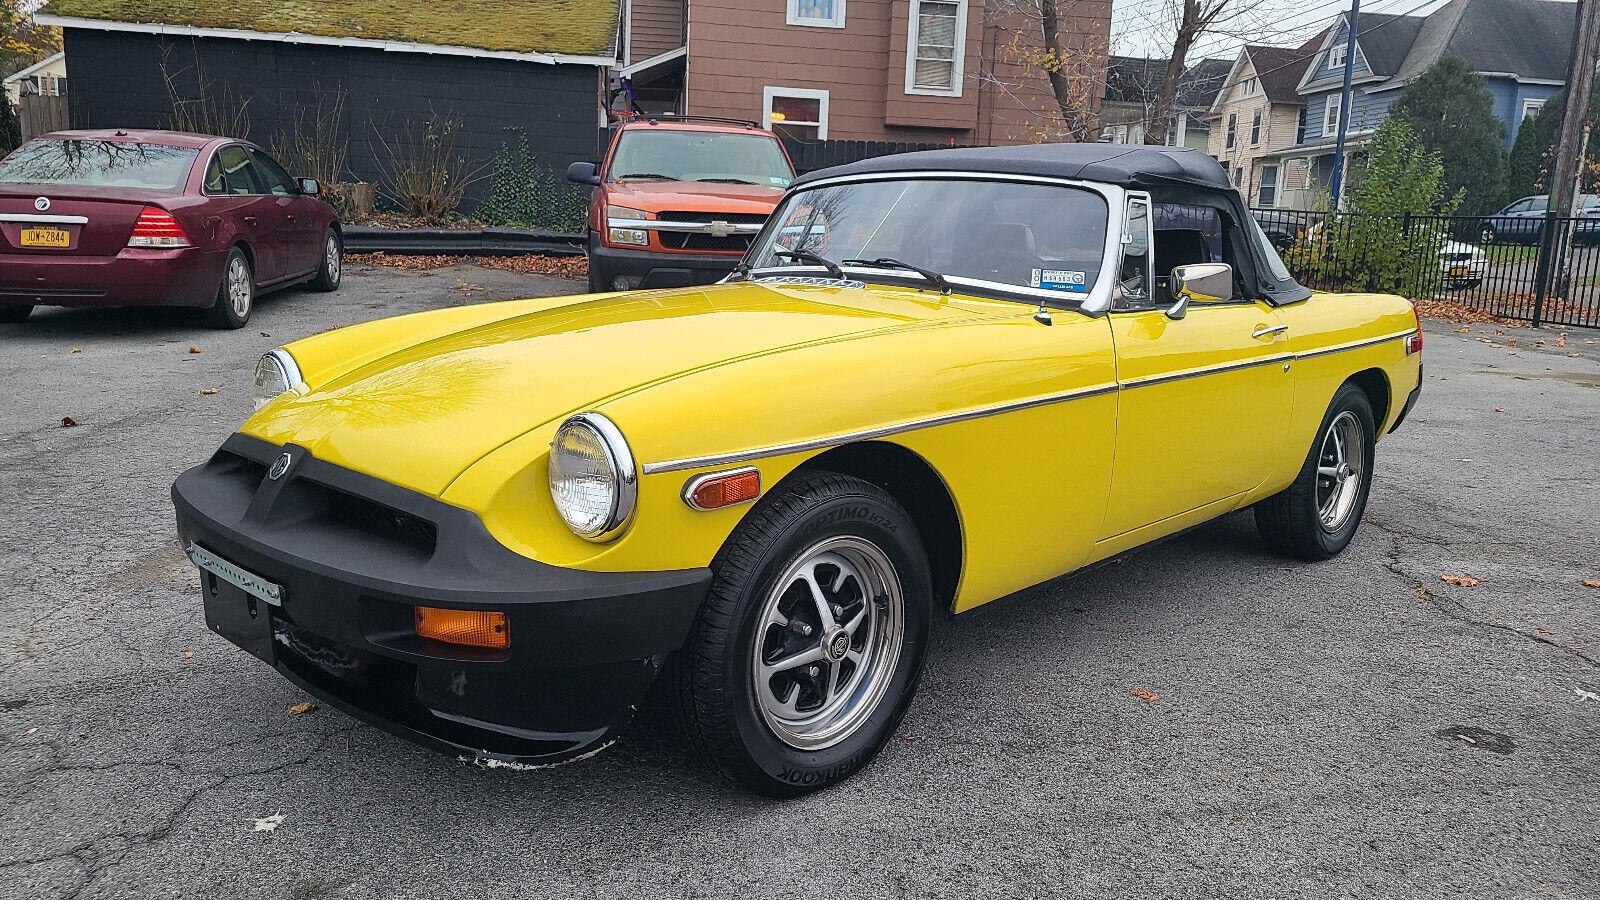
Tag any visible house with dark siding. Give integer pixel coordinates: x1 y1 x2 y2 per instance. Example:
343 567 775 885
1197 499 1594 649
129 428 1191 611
35 0 620 208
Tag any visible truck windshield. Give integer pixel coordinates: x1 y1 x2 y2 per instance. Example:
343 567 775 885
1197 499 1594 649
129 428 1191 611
747 178 1110 300
0 139 199 190
609 130 794 187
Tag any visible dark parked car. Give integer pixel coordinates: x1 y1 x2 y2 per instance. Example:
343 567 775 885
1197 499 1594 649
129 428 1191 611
1477 194 1600 246
0 129 342 328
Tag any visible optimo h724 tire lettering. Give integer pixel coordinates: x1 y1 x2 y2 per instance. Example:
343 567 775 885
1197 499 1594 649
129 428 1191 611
669 472 933 796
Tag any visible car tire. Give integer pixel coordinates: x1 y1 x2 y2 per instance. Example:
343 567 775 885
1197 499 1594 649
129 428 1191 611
308 228 342 292
669 472 933 797
1479 226 1496 245
204 248 254 329
0 305 32 324
1254 382 1377 561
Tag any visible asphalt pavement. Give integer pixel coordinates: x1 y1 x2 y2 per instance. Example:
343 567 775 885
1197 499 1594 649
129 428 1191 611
1 264 1597 899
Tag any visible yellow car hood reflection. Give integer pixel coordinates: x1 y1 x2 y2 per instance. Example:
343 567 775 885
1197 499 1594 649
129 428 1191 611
244 282 997 496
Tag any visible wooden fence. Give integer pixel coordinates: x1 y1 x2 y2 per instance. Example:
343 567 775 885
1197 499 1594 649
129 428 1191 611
19 95 68 141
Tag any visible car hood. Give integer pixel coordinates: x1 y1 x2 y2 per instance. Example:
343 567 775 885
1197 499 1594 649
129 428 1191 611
243 282 995 496
603 180 785 214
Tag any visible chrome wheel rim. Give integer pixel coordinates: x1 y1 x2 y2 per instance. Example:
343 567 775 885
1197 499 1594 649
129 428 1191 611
1315 411 1365 533
1480 228 1494 244
751 536 904 751
325 234 342 285
227 257 251 317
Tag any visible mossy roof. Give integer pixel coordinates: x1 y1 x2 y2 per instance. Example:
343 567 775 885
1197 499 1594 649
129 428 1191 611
47 0 619 58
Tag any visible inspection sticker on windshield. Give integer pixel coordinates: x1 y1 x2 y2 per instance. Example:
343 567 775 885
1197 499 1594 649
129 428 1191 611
1031 268 1088 292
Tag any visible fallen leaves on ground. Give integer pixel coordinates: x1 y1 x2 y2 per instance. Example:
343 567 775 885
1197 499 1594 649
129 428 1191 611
188 346 202 354
60 416 78 427
1412 299 1526 326
1582 579 1600 589
1130 689 1159 702
346 252 588 278
183 651 193 659
70 348 81 353
288 701 316 716
252 814 284 833
1494 407 1505 412
1441 574 1480 587
1537 627 1555 634
199 388 220 395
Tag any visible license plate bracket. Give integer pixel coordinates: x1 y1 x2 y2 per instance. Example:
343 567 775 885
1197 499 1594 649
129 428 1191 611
20 227 70 248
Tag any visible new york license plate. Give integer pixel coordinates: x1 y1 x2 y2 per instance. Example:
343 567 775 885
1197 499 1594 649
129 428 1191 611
20 227 69 247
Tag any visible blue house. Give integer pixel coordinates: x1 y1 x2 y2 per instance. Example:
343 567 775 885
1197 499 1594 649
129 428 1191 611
1278 0 1576 209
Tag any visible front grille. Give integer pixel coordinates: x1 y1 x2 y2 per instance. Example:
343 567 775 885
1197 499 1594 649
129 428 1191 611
655 211 769 225
658 232 754 252
324 489 438 554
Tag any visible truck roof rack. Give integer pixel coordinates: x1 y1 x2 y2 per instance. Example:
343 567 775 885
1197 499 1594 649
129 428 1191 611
638 114 761 130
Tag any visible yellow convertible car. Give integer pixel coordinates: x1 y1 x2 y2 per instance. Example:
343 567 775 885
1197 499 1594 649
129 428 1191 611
173 145 1422 795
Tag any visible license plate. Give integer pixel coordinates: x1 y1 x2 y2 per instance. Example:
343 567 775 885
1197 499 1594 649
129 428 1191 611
20 227 70 247
1450 266 1472 277
187 542 283 606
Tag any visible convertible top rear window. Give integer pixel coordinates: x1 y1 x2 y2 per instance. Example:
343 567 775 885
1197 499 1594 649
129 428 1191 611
748 179 1109 300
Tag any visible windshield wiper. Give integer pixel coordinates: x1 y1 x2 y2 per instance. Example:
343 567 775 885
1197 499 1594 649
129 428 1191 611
616 172 674 181
696 177 758 185
773 249 844 280
842 257 950 294
728 259 752 282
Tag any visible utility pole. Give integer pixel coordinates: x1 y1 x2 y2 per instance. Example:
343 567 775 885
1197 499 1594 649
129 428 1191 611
1328 0 1361 208
1532 0 1600 327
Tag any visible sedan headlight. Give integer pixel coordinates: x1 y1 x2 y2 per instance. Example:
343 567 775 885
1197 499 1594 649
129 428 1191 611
606 205 650 247
251 349 303 410
548 413 637 541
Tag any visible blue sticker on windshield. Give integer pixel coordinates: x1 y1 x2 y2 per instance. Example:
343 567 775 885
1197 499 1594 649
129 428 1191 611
771 177 792 187
1030 268 1088 292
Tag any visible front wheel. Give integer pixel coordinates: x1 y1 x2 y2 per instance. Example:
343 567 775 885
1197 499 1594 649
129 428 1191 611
670 472 932 796
1479 225 1496 245
1254 382 1376 560
309 228 342 292
204 248 254 329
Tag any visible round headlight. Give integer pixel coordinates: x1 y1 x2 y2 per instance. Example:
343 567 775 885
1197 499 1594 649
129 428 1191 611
251 349 303 411
548 413 637 541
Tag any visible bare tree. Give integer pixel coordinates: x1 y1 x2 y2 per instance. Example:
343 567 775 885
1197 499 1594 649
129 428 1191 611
973 0 1111 142
1136 0 1287 144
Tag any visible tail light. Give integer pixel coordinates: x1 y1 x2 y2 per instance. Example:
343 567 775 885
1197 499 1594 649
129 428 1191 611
1405 305 1423 355
127 207 192 248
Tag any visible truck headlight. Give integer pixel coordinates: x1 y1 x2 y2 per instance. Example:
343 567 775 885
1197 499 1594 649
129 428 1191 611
548 413 637 541
606 205 650 247
251 349 304 410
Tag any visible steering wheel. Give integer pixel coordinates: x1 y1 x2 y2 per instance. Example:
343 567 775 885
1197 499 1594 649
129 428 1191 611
963 248 1044 284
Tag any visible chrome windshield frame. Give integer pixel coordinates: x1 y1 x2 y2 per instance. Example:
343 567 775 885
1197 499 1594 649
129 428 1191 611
740 170 1127 316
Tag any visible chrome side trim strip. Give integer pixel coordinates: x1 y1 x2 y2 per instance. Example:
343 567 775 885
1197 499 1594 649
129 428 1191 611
0 213 89 224
1294 330 1415 360
1121 353 1295 389
641 383 1118 474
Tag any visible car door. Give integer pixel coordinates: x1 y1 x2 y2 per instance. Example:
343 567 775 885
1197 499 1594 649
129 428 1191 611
210 145 284 283
248 148 320 278
1097 197 1294 541
1514 197 1547 241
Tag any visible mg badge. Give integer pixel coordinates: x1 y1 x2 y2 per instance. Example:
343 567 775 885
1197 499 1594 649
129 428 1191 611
706 220 735 239
268 452 292 481
34 196 50 212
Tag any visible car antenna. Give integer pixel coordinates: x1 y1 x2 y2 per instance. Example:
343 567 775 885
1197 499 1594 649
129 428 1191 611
1033 301 1052 326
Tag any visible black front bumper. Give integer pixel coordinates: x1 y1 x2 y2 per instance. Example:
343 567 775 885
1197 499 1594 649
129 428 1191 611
171 434 710 766
587 232 742 289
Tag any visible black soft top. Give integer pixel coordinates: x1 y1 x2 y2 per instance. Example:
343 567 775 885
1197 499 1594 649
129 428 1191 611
792 143 1235 192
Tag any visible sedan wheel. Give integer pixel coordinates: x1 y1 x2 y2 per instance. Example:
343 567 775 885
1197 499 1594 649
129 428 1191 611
1254 382 1376 560
204 248 254 329
310 229 343 292
1480 226 1496 245
670 472 932 796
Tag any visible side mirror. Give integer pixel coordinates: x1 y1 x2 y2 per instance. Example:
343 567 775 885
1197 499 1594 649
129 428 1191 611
566 161 601 186
298 178 321 196
1167 262 1233 320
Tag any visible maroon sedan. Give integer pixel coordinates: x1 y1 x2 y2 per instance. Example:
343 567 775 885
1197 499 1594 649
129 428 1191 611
0 130 342 328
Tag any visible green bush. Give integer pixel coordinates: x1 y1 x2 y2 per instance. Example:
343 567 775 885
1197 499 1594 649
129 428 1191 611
0 93 19 156
476 129 589 233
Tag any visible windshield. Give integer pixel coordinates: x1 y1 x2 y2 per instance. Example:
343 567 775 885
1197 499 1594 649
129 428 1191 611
747 178 1110 299
0 140 199 190
608 130 794 186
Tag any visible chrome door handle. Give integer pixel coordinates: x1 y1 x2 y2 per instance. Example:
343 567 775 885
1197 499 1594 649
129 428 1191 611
1252 324 1289 339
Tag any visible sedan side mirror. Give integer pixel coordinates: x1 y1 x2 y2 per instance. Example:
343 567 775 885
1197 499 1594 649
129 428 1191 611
567 161 601 186
298 178 321 196
1166 262 1234 320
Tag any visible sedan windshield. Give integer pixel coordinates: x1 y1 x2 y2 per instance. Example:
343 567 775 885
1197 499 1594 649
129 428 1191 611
609 130 794 186
746 179 1110 300
0 140 199 191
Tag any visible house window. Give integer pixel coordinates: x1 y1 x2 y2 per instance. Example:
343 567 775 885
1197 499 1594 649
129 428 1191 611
1226 113 1237 149
1327 42 1347 70
763 87 828 140
1323 97 1341 137
906 0 967 96
1240 77 1257 98
1250 108 1262 145
1258 164 1279 207
1522 98 1544 121
1233 167 1244 187
787 0 845 28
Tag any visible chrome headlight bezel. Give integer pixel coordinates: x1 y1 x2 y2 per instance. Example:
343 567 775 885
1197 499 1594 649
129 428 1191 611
251 348 305 411
548 412 638 542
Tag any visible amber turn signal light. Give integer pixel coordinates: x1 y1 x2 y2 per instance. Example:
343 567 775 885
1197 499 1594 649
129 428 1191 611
684 467 761 511
414 607 509 650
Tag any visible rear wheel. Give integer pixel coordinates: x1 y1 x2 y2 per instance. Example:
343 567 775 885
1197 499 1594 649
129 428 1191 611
670 472 932 796
204 248 253 329
1254 382 1376 560
309 228 342 292
0 305 32 324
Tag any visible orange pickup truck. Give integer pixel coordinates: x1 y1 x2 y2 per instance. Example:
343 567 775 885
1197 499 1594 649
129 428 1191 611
567 116 796 293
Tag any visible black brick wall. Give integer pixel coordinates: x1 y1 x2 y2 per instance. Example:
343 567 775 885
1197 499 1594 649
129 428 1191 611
63 29 601 209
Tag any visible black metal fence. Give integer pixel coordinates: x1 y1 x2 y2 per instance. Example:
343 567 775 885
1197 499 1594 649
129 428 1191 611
1251 208 1600 329
778 138 967 174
